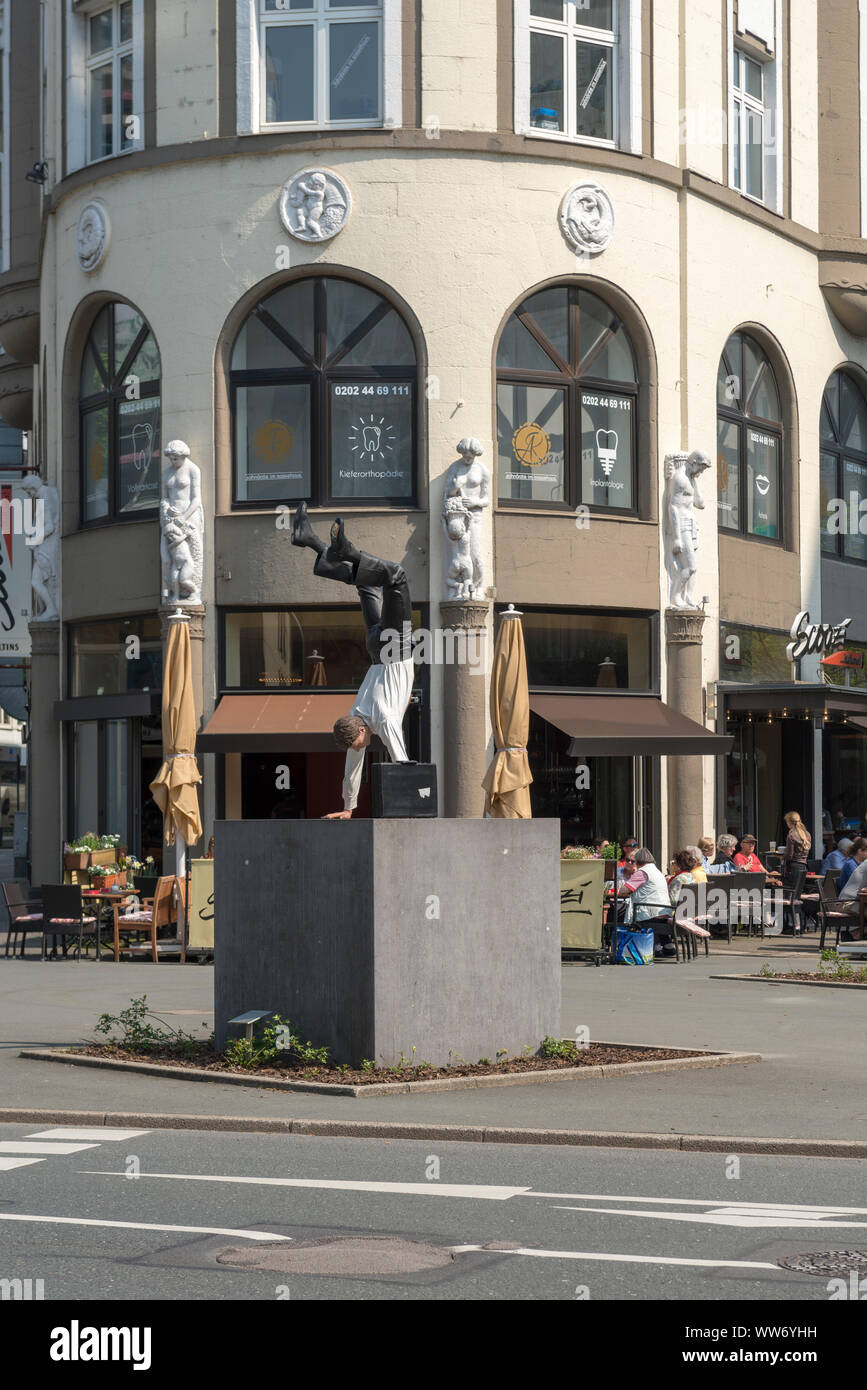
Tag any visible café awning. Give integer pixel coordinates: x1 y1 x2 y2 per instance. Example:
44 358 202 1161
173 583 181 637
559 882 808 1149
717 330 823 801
530 694 733 755
197 693 356 753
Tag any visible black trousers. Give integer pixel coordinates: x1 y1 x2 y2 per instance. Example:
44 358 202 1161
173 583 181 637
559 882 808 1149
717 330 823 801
315 550 412 663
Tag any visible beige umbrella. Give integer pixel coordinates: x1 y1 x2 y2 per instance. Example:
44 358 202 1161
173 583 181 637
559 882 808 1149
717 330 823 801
149 612 203 872
481 604 533 818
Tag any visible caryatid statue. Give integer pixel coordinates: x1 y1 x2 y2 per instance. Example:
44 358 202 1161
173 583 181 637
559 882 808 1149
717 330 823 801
160 441 204 606
442 438 490 601
665 450 711 610
20 475 59 622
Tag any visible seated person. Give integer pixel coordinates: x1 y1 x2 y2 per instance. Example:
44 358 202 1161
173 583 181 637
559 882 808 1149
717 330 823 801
668 848 702 905
733 834 766 872
685 845 708 883
592 836 610 857
616 837 638 880
835 845 867 938
697 836 715 874
839 837 867 892
708 834 738 875
822 837 853 874
612 847 675 954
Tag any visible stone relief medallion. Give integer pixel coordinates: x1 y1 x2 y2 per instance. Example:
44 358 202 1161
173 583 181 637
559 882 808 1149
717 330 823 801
76 202 111 272
279 169 352 243
558 182 615 255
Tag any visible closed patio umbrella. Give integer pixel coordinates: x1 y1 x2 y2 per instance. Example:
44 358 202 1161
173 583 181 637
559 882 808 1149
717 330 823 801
481 604 533 818
149 611 202 895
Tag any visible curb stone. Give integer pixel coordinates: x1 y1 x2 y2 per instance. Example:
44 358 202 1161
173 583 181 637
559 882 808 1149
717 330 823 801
0 1108 863 1158
16 1045 761 1096
709 973 867 991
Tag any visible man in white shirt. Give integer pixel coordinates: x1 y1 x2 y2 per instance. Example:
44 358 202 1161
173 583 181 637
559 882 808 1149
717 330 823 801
292 503 413 818
836 849 867 938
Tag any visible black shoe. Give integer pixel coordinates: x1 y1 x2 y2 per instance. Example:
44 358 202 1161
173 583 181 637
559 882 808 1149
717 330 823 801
327 517 360 566
291 501 324 553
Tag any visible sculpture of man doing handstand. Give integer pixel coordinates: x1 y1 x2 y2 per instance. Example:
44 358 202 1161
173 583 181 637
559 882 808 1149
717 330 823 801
292 503 412 819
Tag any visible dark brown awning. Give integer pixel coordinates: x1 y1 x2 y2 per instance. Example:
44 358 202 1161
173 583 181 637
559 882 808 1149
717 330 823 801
530 694 733 755
198 694 357 753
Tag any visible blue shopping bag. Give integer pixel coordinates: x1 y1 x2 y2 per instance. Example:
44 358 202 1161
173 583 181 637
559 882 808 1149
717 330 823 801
614 926 655 965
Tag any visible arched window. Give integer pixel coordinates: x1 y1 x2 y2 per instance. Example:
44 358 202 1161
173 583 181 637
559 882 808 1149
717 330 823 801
80 303 161 524
820 370 867 564
230 277 417 506
496 285 638 511
716 331 782 541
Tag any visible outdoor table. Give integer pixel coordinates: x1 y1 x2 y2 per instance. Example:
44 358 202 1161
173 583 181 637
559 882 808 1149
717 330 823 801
80 889 131 961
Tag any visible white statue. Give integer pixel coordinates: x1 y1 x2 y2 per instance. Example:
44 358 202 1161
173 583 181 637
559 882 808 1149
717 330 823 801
20 476 59 621
559 182 616 255
442 497 473 600
160 441 204 606
279 168 351 243
665 450 711 610
442 438 490 601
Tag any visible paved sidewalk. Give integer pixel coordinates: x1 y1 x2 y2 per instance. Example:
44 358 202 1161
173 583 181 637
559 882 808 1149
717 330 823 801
0 948 861 1141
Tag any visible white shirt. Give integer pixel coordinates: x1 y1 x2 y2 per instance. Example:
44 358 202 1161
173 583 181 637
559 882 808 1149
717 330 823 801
342 657 414 810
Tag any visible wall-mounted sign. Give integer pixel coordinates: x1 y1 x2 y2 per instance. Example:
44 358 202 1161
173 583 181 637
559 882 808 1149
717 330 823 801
787 610 851 663
820 650 864 670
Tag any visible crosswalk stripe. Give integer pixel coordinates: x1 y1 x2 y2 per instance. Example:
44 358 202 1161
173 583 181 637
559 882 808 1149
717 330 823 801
0 1141 99 1155
0 1156 46 1170
79 1171 530 1199
25 1128 151 1142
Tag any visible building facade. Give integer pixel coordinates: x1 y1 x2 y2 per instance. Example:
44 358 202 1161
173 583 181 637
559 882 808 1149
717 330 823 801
3 0 867 882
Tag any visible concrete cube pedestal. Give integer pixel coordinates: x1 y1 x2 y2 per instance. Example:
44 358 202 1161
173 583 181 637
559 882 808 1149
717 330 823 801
214 818 561 1066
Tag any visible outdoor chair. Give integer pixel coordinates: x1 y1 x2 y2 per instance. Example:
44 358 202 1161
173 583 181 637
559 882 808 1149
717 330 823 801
133 874 159 901
112 875 182 962
806 858 825 875
691 877 734 944
727 871 767 938
817 873 853 951
671 884 711 961
3 881 42 958
40 885 97 962
765 853 783 874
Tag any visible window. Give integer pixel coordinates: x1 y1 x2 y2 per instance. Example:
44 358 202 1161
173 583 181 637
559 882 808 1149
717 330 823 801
0 3 8 273
729 45 778 208
71 616 163 697
517 0 640 150
86 2 135 161
230 277 417 506
820 370 867 565
496 285 638 512
223 605 422 690
509 607 653 689
254 0 386 129
716 331 782 542
80 303 161 524
719 623 792 685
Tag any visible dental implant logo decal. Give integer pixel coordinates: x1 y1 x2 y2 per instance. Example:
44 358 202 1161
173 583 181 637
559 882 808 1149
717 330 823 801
350 414 396 464
253 419 295 463
596 429 618 478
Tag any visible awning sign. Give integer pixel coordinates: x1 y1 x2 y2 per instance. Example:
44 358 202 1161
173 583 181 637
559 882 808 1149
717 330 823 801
820 649 864 670
787 610 851 663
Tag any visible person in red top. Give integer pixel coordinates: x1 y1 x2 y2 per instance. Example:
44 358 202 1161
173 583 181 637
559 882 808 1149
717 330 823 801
733 834 765 872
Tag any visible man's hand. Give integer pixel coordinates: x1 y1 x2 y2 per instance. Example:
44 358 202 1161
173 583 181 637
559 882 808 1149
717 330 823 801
322 810 353 820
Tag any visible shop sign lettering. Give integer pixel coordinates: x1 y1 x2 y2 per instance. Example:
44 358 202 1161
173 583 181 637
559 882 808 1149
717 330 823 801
786 609 851 663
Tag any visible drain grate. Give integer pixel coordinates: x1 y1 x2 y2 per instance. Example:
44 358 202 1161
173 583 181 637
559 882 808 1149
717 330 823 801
217 1236 455 1276
778 1250 867 1277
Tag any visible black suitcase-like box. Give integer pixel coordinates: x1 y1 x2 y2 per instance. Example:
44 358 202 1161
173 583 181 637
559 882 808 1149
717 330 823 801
371 762 438 818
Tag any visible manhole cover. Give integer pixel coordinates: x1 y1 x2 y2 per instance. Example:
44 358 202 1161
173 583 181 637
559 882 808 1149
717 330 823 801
217 1236 455 1276
778 1250 867 1277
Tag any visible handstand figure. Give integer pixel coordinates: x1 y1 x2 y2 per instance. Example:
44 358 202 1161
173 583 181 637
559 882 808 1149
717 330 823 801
292 502 413 819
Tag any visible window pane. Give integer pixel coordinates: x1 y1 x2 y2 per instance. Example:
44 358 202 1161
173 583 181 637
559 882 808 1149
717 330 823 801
105 720 129 846
331 383 414 498
743 339 780 423
326 280 383 358
114 303 144 375
578 291 636 382
235 383 311 502
521 611 651 690
576 40 614 141
574 0 613 28
73 723 100 838
820 387 837 442
329 21 379 121
120 53 134 149
719 623 792 684
232 313 306 371
120 2 133 44
83 408 110 521
733 50 740 86
717 354 740 409
89 10 114 54
72 617 162 697
329 0 381 8
743 55 763 100
0 422 23 469
237 281 316 368
263 1 314 9
126 332 161 386
530 31 564 131
497 384 565 504
118 396 161 513
746 426 779 538
839 373 867 451
90 63 113 160
339 309 415 367
522 287 569 365
732 99 742 187
843 459 867 562
497 312 563 372
580 390 634 509
820 452 838 556
746 107 763 198
265 25 315 123
717 417 740 532
531 0 564 18
81 310 111 397
225 608 408 693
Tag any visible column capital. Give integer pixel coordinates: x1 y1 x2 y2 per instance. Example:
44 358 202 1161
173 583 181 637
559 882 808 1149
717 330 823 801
439 598 490 632
159 604 206 642
665 608 706 646
28 619 60 657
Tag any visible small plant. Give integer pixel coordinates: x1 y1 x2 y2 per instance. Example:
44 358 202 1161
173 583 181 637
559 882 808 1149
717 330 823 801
561 845 594 860
360 1058 377 1072
600 842 621 862
540 1035 579 1060
758 961 776 978
92 995 198 1054
478 1057 491 1066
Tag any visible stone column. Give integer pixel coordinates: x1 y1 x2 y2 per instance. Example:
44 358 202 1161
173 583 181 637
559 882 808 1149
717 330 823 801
28 619 61 885
159 604 205 723
665 608 706 857
439 598 490 818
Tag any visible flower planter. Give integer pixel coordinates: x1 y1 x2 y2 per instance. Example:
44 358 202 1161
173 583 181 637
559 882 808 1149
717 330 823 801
560 857 605 950
89 872 125 893
89 848 116 867
64 851 90 870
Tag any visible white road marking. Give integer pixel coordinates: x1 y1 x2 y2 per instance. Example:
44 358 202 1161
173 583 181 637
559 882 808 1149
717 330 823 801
452 1245 781 1271
0 1212 290 1241
26 1128 151 1142
79 1171 532 1199
554 1204 867 1230
0 1141 99 1155
0 1156 46 1170
530 1191 867 1215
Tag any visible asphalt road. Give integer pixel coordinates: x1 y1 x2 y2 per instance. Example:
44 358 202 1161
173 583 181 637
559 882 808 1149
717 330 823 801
0 1123 860 1302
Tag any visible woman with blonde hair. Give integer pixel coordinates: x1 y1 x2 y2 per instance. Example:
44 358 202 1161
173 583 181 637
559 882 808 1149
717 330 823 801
783 811 811 869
